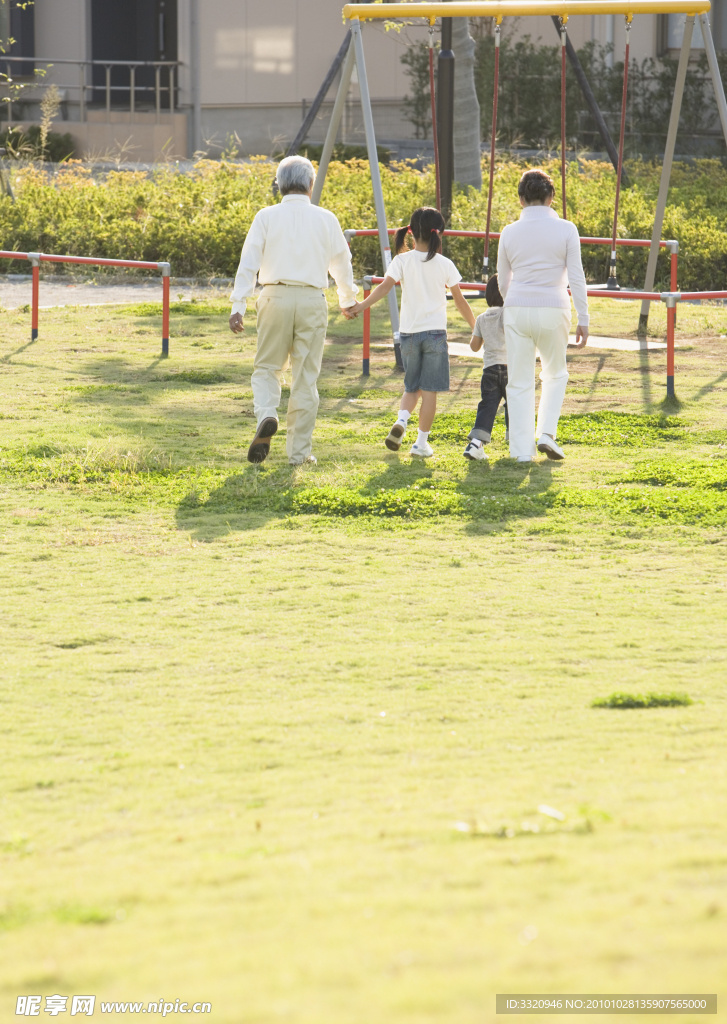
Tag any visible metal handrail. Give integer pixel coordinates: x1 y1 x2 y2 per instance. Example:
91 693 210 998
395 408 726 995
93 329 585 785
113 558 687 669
0 56 182 123
0 248 172 356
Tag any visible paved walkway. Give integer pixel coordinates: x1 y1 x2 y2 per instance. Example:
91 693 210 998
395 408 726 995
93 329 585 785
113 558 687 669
444 335 667 359
0 278 231 309
0 280 668 353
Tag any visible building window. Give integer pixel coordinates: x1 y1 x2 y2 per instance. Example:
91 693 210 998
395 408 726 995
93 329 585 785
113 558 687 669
658 11 707 55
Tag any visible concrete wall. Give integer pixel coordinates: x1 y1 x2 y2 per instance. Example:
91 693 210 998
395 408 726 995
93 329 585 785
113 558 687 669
200 99 414 158
11 112 188 162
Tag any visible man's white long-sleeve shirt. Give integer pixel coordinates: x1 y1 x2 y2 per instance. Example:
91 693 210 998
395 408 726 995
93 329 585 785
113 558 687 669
497 205 589 326
230 194 357 315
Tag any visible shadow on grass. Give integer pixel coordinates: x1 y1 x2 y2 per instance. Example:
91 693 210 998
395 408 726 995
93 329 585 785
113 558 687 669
638 346 654 410
689 369 727 404
2 337 37 362
175 446 560 542
176 461 299 540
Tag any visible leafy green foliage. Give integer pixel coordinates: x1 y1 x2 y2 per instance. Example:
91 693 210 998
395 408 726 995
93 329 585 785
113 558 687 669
297 143 391 165
555 412 688 447
402 34 727 157
0 125 75 162
593 692 694 708
2 156 727 288
401 40 437 140
616 457 727 489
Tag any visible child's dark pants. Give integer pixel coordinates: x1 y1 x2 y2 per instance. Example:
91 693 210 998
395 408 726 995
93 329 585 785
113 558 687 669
468 363 509 443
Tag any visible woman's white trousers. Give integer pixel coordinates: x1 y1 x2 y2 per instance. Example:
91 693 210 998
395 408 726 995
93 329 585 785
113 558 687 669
503 306 571 460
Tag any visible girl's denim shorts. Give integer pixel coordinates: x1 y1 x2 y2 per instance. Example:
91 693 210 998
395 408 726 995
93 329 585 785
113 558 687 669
400 329 450 393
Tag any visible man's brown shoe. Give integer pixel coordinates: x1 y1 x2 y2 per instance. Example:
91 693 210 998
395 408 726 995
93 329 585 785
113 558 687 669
247 417 278 464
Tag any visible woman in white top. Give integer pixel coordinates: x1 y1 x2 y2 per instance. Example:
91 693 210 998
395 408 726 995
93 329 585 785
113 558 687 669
351 207 475 457
497 169 589 462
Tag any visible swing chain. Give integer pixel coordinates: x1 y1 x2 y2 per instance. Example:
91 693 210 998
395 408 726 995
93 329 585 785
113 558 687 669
607 14 633 289
482 19 502 282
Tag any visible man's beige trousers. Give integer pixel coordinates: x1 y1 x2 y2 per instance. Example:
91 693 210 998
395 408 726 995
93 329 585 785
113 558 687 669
253 285 328 464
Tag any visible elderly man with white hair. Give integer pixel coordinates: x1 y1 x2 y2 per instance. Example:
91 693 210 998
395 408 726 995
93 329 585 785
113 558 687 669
229 155 358 465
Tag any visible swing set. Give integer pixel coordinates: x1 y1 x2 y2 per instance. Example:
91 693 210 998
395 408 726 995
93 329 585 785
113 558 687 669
310 1 727 397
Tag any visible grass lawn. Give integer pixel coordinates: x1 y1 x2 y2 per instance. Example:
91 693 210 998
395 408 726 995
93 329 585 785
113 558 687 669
1 290 726 1023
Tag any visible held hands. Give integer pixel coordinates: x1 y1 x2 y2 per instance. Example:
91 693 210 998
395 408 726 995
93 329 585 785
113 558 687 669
229 312 244 334
341 303 360 320
574 325 589 349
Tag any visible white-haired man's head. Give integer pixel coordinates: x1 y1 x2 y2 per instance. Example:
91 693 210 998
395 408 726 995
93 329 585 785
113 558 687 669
276 155 316 196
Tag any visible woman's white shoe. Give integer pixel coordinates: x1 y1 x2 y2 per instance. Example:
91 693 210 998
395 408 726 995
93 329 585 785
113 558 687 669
537 435 565 460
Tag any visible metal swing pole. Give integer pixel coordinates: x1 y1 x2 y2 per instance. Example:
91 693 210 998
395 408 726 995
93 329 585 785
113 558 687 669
483 19 501 282
639 15 694 334
350 18 403 369
560 17 568 219
699 12 727 149
428 20 442 211
311 40 355 205
607 15 632 290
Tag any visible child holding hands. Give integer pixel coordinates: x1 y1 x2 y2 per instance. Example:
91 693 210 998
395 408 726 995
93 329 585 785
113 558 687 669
349 206 475 457
462 273 509 461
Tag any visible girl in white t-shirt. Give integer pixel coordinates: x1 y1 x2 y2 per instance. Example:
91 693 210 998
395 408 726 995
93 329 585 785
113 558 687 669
350 207 475 457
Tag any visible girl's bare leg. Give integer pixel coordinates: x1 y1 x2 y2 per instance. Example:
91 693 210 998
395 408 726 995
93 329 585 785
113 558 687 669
400 390 420 414
418 390 437 431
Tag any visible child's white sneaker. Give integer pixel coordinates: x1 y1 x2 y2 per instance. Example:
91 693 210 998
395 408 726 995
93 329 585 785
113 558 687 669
410 440 433 458
385 421 406 451
463 439 487 461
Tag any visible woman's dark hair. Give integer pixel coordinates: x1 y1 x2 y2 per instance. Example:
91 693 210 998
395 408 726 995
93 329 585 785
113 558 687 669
394 206 445 262
485 274 504 307
518 169 555 205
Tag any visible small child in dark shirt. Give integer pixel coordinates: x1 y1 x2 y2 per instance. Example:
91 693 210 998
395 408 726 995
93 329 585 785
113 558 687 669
463 274 508 461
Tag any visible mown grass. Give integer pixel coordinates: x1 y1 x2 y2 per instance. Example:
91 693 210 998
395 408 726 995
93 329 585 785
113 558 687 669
0 292 726 1023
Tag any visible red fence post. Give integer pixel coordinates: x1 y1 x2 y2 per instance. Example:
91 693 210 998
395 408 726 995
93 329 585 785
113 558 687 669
664 293 677 399
669 241 679 325
363 277 371 377
159 262 171 357
29 252 40 341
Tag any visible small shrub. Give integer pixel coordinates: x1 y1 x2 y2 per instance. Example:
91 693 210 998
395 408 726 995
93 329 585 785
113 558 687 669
0 125 75 162
592 692 693 709
297 143 391 165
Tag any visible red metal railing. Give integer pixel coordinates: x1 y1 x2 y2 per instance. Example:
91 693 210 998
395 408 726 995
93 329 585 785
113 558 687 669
348 227 683 393
345 228 679 311
361 274 727 399
0 250 172 355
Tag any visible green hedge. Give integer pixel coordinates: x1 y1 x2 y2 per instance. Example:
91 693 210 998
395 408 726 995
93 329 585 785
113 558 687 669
1 155 727 289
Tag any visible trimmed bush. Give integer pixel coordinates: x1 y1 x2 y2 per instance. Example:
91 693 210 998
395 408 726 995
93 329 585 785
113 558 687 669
1 155 727 288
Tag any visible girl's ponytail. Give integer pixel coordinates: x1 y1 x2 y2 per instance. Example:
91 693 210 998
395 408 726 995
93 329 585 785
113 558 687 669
427 227 441 262
394 224 410 255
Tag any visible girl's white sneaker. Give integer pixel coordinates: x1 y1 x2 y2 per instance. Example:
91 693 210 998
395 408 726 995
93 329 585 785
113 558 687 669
385 421 406 451
410 441 434 458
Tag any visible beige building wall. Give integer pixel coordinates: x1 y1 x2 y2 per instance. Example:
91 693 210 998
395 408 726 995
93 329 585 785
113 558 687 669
5 0 721 160
197 0 429 155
